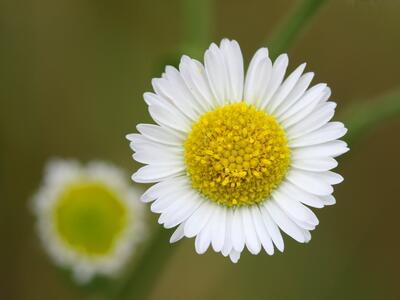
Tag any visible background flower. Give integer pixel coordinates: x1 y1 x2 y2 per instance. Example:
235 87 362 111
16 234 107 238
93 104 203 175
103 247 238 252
32 159 146 283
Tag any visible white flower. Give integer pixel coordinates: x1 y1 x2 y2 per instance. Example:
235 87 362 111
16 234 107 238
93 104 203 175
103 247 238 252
128 39 348 263
32 159 146 283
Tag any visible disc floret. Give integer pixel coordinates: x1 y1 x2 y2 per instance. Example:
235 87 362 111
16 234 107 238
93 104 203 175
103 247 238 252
184 102 290 207
53 181 128 256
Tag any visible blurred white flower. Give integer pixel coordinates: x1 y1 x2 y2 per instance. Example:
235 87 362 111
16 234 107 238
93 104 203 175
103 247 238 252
32 159 146 283
128 39 348 262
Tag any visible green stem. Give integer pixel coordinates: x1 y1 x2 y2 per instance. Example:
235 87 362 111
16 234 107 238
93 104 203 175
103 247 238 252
340 89 400 146
268 0 328 59
112 227 175 300
181 0 213 59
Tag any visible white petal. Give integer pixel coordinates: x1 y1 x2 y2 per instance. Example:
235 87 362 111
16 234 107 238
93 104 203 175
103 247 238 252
160 192 195 216
136 124 184 146
291 218 315 231
259 54 289 109
251 206 274 255
170 222 186 243
179 55 215 110
163 201 201 229
318 171 344 185
151 190 187 214
152 68 200 121
273 72 314 118
126 133 150 151
289 122 347 148
279 84 328 127
321 195 336 205
244 48 272 106
132 164 184 183
147 94 192 133
143 91 160 106
195 213 215 254
133 142 183 166
211 205 227 252
221 209 234 256
286 101 336 139
265 201 306 243
267 63 306 113
259 204 284 252
273 189 319 226
164 66 206 116
184 200 215 238
286 169 333 196
291 140 349 159
162 192 203 229
303 229 312 243
204 43 229 105
140 176 188 203
229 249 241 263
163 66 205 113
241 206 261 255
128 134 180 160
220 39 244 102
278 181 324 208
231 208 245 252
291 157 338 172
130 135 182 164
319 86 331 103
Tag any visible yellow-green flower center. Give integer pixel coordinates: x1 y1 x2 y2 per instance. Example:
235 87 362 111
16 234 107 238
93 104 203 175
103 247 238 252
184 102 290 207
53 181 128 256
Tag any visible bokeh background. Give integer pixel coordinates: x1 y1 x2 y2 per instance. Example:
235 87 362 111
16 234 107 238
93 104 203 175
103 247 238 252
1 0 400 299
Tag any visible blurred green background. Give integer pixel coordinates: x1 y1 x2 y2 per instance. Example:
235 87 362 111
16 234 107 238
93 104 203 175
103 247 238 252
1 0 400 299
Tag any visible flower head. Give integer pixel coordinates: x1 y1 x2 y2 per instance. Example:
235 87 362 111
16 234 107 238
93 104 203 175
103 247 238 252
32 159 145 282
128 39 348 262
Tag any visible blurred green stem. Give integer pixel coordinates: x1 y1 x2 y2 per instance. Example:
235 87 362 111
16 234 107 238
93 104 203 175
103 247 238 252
268 0 328 59
341 89 400 146
181 0 213 59
112 227 175 300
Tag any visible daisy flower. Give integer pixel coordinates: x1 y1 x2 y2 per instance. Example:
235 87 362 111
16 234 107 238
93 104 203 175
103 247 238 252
32 159 145 283
128 39 348 263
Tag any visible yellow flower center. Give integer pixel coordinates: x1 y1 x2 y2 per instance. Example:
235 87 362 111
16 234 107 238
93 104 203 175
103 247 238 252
184 102 290 207
53 181 128 256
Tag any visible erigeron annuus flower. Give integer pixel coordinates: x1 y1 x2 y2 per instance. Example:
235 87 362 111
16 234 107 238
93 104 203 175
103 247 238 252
32 160 145 282
128 39 348 262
